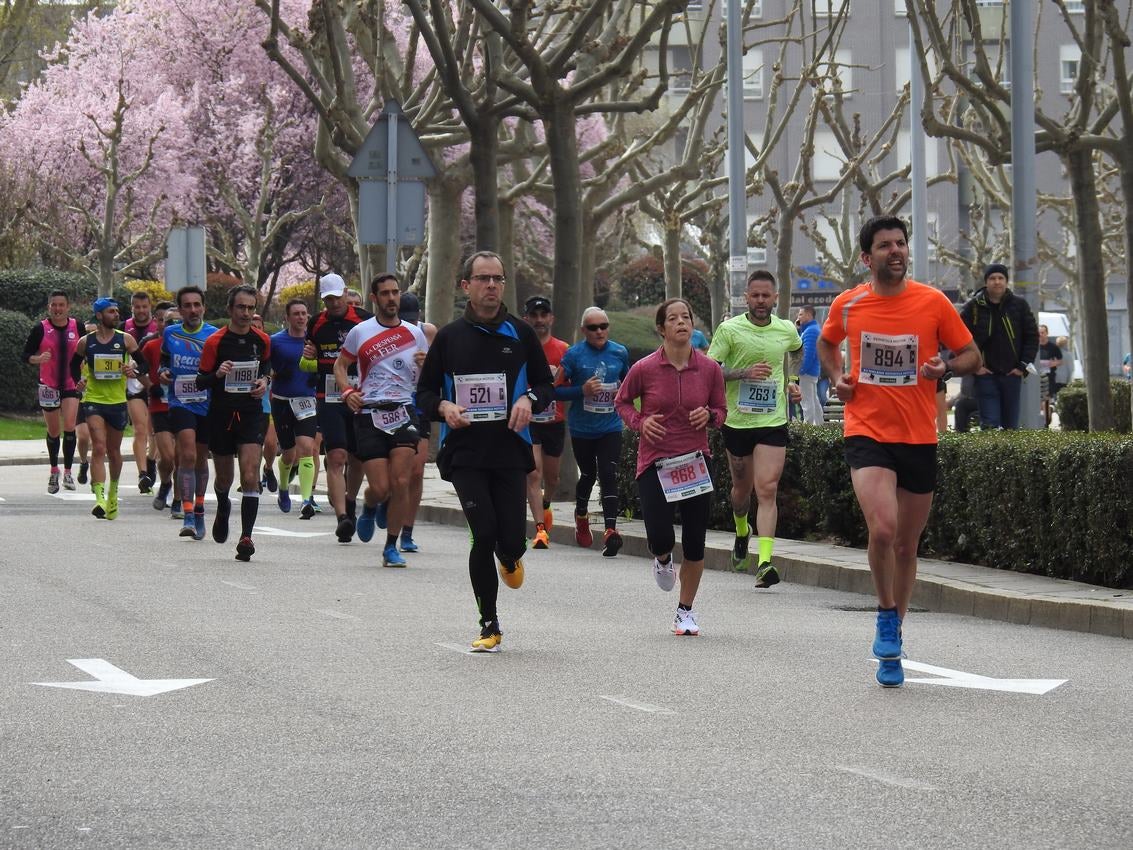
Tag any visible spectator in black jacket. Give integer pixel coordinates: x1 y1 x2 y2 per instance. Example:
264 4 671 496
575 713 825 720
959 263 1038 429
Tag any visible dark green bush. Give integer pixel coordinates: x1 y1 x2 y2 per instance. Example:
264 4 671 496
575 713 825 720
1056 379 1131 433
0 269 90 318
618 423 1133 588
0 308 40 412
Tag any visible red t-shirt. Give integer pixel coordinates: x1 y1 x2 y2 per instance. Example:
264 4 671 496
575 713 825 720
821 281 972 445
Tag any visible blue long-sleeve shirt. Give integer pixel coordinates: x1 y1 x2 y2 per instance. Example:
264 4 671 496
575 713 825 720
799 319 821 377
555 339 630 437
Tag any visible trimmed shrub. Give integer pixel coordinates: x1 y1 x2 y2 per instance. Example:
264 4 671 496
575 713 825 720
124 278 176 305
1056 379 1132 433
0 268 90 318
203 272 243 319
618 423 1133 588
616 254 711 323
277 280 318 315
0 308 39 412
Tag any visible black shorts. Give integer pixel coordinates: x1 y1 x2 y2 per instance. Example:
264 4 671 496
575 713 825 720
207 408 266 456
81 401 129 432
150 411 172 433
39 387 80 412
271 397 319 451
354 406 420 461
127 390 148 403
529 421 566 457
317 398 356 454
169 407 210 442
722 424 789 456
844 436 937 495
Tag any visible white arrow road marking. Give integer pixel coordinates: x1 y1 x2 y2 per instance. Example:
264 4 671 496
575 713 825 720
316 609 360 621
873 659 1068 695
435 642 498 655
220 580 257 590
32 659 212 697
835 765 936 792
252 524 333 538
599 695 676 715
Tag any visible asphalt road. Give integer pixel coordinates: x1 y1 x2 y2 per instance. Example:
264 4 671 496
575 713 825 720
1 465 1131 849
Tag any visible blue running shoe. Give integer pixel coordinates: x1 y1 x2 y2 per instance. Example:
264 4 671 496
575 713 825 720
356 504 377 543
375 500 388 530
310 497 323 514
400 534 419 553
382 543 407 568
877 659 904 688
277 488 291 513
193 509 206 542
179 513 196 538
873 608 902 660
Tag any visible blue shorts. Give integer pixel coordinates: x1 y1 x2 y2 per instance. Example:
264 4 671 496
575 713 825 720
81 401 129 432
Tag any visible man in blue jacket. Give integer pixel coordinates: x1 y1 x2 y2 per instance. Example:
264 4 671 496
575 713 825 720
796 305 823 424
557 307 631 557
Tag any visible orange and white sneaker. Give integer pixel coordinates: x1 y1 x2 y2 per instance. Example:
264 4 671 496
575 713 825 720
498 556 525 589
601 528 622 557
533 523 550 549
471 622 502 653
574 512 593 548
543 505 553 529
672 608 700 636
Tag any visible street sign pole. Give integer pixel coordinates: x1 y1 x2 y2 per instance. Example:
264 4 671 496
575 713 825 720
386 112 399 274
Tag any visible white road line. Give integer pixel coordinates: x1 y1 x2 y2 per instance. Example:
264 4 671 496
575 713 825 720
316 609 360 621
598 695 675 715
835 765 936 792
220 580 256 591
435 641 494 655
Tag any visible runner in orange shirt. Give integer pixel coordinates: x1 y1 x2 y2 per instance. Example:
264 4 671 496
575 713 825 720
819 215 981 689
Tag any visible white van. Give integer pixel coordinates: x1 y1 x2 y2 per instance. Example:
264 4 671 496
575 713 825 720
1038 311 1083 381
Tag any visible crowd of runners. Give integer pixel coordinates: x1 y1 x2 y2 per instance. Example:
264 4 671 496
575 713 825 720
22 217 979 687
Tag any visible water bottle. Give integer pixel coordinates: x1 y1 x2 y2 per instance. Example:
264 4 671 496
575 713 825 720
594 361 607 382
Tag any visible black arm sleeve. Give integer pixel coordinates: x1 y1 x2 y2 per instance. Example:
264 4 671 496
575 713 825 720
70 351 84 384
1019 303 1040 366
415 332 446 420
22 323 45 364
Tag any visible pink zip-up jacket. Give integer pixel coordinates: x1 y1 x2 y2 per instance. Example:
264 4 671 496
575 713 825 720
615 346 728 478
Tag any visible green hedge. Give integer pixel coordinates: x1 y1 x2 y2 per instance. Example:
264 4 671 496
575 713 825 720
0 268 131 319
0 308 39 412
618 424 1133 588
1056 379 1132 432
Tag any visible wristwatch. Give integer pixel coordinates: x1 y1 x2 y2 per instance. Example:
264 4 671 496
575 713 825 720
940 369 954 382
525 390 538 403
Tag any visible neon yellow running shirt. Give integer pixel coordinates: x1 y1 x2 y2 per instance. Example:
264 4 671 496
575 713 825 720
707 314 801 428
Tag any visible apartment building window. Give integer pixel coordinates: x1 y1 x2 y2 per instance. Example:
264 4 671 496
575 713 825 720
814 0 850 15
894 0 907 14
743 49 764 99
819 49 853 98
1065 0 1085 11
897 130 940 177
670 45 693 94
812 131 844 181
896 46 939 93
721 1 763 17
1060 45 1080 94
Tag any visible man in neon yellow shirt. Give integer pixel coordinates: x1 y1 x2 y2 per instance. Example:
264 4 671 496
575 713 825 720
707 271 802 586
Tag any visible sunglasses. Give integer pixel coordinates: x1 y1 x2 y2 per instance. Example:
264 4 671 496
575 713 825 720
584 322 609 332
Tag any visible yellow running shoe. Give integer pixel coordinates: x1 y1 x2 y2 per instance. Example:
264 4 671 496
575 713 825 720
471 624 502 652
498 556 525 589
532 524 550 549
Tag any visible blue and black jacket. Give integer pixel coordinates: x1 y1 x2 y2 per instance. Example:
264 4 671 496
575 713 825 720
416 305 553 481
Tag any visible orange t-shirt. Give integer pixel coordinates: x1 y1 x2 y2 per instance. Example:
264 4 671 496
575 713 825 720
821 280 972 445
540 336 570 424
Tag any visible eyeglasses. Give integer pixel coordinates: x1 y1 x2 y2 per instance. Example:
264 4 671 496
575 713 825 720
470 274 506 284
584 322 609 332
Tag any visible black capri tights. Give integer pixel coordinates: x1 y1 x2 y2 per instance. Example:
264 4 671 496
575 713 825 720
572 431 622 527
450 466 528 626
635 465 712 561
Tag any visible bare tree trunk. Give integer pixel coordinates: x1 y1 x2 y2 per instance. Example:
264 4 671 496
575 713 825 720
426 179 463 326
498 199 517 314
469 118 500 252
775 221 795 319
1067 148 1114 431
1120 148 1133 428
545 100 583 344
663 219 681 300
578 210 598 323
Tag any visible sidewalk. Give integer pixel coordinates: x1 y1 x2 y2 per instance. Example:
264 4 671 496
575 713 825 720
4 439 1129 639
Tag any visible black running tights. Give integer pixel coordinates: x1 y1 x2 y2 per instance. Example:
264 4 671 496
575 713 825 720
636 465 711 561
572 431 622 528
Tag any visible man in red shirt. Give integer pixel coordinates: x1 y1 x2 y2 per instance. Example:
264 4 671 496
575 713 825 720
819 216 980 688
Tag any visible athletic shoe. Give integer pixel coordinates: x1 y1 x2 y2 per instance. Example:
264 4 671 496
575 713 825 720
673 608 700 636
375 500 388 530
212 500 231 544
471 623 502 653
91 501 106 519
356 504 377 542
137 473 154 494
873 609 902 660
601 528 622 557
310 497 323 513
754 561 780 588
876 659 904 688
498 556 525 589
47 472 60 494
543 505 553 530
277 488 291 514
235 536 255 562
731 533 751 571
179 514 196 537
532 524 550 549
574 512 593 548
261 467 278 493
152 482 171 511
400 533 419 553
171 505 185 520
653 557 676 592
193 509 206 541
105 495 118 520
77 462 89 485
382 543 407 568
335 514 355 543
299 500 316 520
62 471 76 491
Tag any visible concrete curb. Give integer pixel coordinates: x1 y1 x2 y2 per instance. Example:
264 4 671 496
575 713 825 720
415 501 1133 641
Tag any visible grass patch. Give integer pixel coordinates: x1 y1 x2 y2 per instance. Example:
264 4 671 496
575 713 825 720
0 414 46 440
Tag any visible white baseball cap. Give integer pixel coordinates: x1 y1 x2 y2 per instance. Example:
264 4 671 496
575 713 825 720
319 273 346 299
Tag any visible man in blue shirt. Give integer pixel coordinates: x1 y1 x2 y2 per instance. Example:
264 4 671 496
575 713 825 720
796 305 823 424
556 307 631 556
270 299 317 514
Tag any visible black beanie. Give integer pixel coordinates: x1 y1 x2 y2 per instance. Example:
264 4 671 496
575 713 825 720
984 263 1009 282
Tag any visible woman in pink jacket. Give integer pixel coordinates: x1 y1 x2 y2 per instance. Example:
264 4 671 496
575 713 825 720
615 298 727 636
